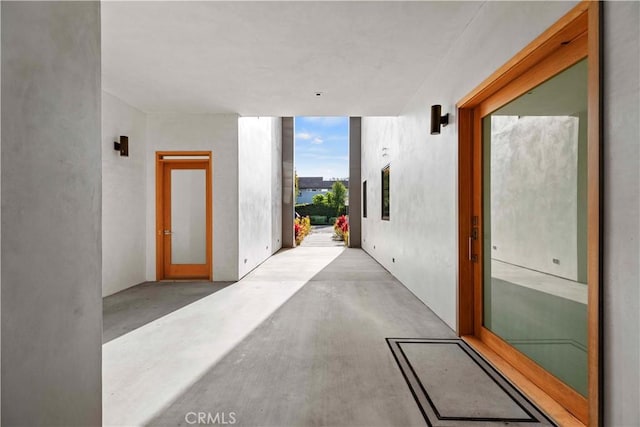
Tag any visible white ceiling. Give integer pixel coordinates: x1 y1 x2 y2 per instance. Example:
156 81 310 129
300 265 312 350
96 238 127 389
102 1 484 116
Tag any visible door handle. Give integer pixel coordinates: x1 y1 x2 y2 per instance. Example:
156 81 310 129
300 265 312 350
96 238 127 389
164 230 173 235
468 234 478 262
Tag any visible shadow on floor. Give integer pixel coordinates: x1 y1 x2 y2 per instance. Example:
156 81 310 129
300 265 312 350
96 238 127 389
144 249 455 427
103 281 234 343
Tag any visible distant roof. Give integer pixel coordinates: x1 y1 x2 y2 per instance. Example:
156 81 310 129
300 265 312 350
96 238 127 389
299 177 348 190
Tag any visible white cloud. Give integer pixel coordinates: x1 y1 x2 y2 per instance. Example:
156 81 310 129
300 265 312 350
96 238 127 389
312 137 324 144
295 132 312 140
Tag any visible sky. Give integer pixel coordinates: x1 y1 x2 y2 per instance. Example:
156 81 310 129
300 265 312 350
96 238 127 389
294 117 349 180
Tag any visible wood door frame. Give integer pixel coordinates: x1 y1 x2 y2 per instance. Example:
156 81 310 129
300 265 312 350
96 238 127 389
456 2 601 425
156 151 213 281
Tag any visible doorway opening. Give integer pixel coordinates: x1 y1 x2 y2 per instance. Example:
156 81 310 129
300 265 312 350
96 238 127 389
293 117 350 247
155 151 213 280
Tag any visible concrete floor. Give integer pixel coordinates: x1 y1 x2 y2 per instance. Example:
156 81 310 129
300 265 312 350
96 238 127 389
104 246 348 426
103 248 550 426
300 225 345 247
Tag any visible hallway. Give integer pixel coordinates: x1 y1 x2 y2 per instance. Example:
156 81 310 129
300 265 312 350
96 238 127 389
1 2 637 426
103 248 553 427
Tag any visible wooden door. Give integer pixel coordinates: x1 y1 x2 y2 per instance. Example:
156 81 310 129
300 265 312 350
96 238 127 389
156 152 212 280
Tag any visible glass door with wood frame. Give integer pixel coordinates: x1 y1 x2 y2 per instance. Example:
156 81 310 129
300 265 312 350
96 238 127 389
458 4 600 423
156 152 212 281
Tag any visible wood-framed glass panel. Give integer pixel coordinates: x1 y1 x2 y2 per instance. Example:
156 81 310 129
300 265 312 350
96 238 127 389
456 2 600 424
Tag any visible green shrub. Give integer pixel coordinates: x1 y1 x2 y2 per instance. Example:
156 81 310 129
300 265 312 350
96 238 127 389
310 215 327 225
328 217 337 225
296 203 346 218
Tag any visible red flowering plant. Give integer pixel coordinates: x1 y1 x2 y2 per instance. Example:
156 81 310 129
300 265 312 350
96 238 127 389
294 216 311 245
333 215 349 245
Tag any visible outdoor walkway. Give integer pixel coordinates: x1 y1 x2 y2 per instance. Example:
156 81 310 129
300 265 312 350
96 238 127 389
103 247 553 426
299 224 345 247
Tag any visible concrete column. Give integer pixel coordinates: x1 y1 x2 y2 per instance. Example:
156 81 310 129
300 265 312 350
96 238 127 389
1 2 102 425
349 117 362 248
281 117 295 248
603 2 640 424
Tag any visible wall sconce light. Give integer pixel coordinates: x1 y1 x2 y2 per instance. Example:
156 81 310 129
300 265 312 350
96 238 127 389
430 105 449 135
114 136 129 157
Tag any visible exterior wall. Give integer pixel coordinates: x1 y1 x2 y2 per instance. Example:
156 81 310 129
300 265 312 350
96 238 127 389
146 114 239 281
297 189 328 205
602 1 640 424
362 0 579 335
102 92 147 296
1 2 102 425
238 117 282 278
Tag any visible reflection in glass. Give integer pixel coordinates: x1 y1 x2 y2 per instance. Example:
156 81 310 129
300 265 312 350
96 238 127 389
171 169 206 265
483 59 588 396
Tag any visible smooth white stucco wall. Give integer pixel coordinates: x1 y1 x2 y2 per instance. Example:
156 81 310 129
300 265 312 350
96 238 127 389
603 2 640 424
238 117 282 278
1 2 102 425
146 114 239 281
362 0 579 332
102 92 147 296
